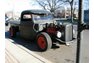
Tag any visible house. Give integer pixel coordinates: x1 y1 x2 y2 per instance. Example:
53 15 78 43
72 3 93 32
84 10 89 24
54 7 78 19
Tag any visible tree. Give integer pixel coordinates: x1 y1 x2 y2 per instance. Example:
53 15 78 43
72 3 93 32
36 0 64 15
73 0 78 18
64 0 75 22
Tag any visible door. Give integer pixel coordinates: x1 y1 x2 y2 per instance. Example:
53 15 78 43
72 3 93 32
19 13 37 40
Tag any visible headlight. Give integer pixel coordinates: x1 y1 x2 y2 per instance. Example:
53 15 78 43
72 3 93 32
57 31 62 38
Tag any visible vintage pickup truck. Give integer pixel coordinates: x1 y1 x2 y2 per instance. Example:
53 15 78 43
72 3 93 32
9 10 75 51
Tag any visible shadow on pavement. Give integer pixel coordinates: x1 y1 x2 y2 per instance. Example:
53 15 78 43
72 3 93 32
5 31 61 52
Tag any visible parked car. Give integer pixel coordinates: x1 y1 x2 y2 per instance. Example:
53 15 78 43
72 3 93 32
5 14 12 26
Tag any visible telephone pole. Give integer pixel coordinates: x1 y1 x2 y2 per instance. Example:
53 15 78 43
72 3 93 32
76 0 83 63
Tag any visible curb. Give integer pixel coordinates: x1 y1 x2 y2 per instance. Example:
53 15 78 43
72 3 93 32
6 39 53 63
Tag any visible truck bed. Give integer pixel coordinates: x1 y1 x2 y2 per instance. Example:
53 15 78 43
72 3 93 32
9 20 20 26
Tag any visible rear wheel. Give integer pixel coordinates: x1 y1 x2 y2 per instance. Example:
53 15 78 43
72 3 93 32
37 32 52 51
9 26 16 38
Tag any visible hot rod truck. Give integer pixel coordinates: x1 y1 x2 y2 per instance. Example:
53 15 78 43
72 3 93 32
9 10 75 51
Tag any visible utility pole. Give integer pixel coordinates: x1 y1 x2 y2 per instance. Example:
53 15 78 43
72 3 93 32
76 0 82 63
76 0 85 63
76 0 82 62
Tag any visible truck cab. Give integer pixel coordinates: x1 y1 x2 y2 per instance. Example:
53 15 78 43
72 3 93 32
20 10 55 40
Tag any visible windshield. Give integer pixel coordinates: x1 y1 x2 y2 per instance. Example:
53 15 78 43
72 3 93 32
33 14 53 21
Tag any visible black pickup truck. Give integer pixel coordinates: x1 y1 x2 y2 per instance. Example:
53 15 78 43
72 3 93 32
9 10 74 51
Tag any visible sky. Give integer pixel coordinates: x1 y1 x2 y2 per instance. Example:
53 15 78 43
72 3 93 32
5 0 89 13
83 0 89 10
5 0 42 13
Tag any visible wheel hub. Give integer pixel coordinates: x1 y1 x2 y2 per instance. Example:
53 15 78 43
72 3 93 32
38 35 46 49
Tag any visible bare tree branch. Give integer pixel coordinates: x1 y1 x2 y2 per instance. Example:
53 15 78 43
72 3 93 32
36 0 47 10
63 0 75 22
36 0 64 13
47 0 52 9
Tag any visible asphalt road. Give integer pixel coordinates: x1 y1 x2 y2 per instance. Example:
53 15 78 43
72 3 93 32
5 25 89 63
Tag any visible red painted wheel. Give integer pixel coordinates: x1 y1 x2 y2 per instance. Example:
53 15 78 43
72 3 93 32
38 35 46 49
37 32 52 51
9 27 16 38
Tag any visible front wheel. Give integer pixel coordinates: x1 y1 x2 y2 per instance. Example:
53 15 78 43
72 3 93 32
37 32 52 51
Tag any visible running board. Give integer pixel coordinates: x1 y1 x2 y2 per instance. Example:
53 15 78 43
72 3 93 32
56 38 72 46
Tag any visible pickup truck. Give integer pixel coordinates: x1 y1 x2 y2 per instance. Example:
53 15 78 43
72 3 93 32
9 10 74 51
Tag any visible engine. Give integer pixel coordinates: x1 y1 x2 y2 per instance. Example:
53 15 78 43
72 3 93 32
33 21 73 42
45 22 73 42
45 22 65 39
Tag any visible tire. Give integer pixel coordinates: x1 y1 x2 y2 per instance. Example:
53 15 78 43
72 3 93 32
9 26 16 38
37 32 52 51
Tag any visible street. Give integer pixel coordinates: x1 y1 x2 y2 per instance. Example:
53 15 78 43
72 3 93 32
5 25 89 63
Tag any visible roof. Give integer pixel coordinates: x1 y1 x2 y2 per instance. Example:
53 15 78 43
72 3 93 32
21 10 50 15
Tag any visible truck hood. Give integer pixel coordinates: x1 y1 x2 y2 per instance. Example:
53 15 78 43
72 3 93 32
34 20 55 24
